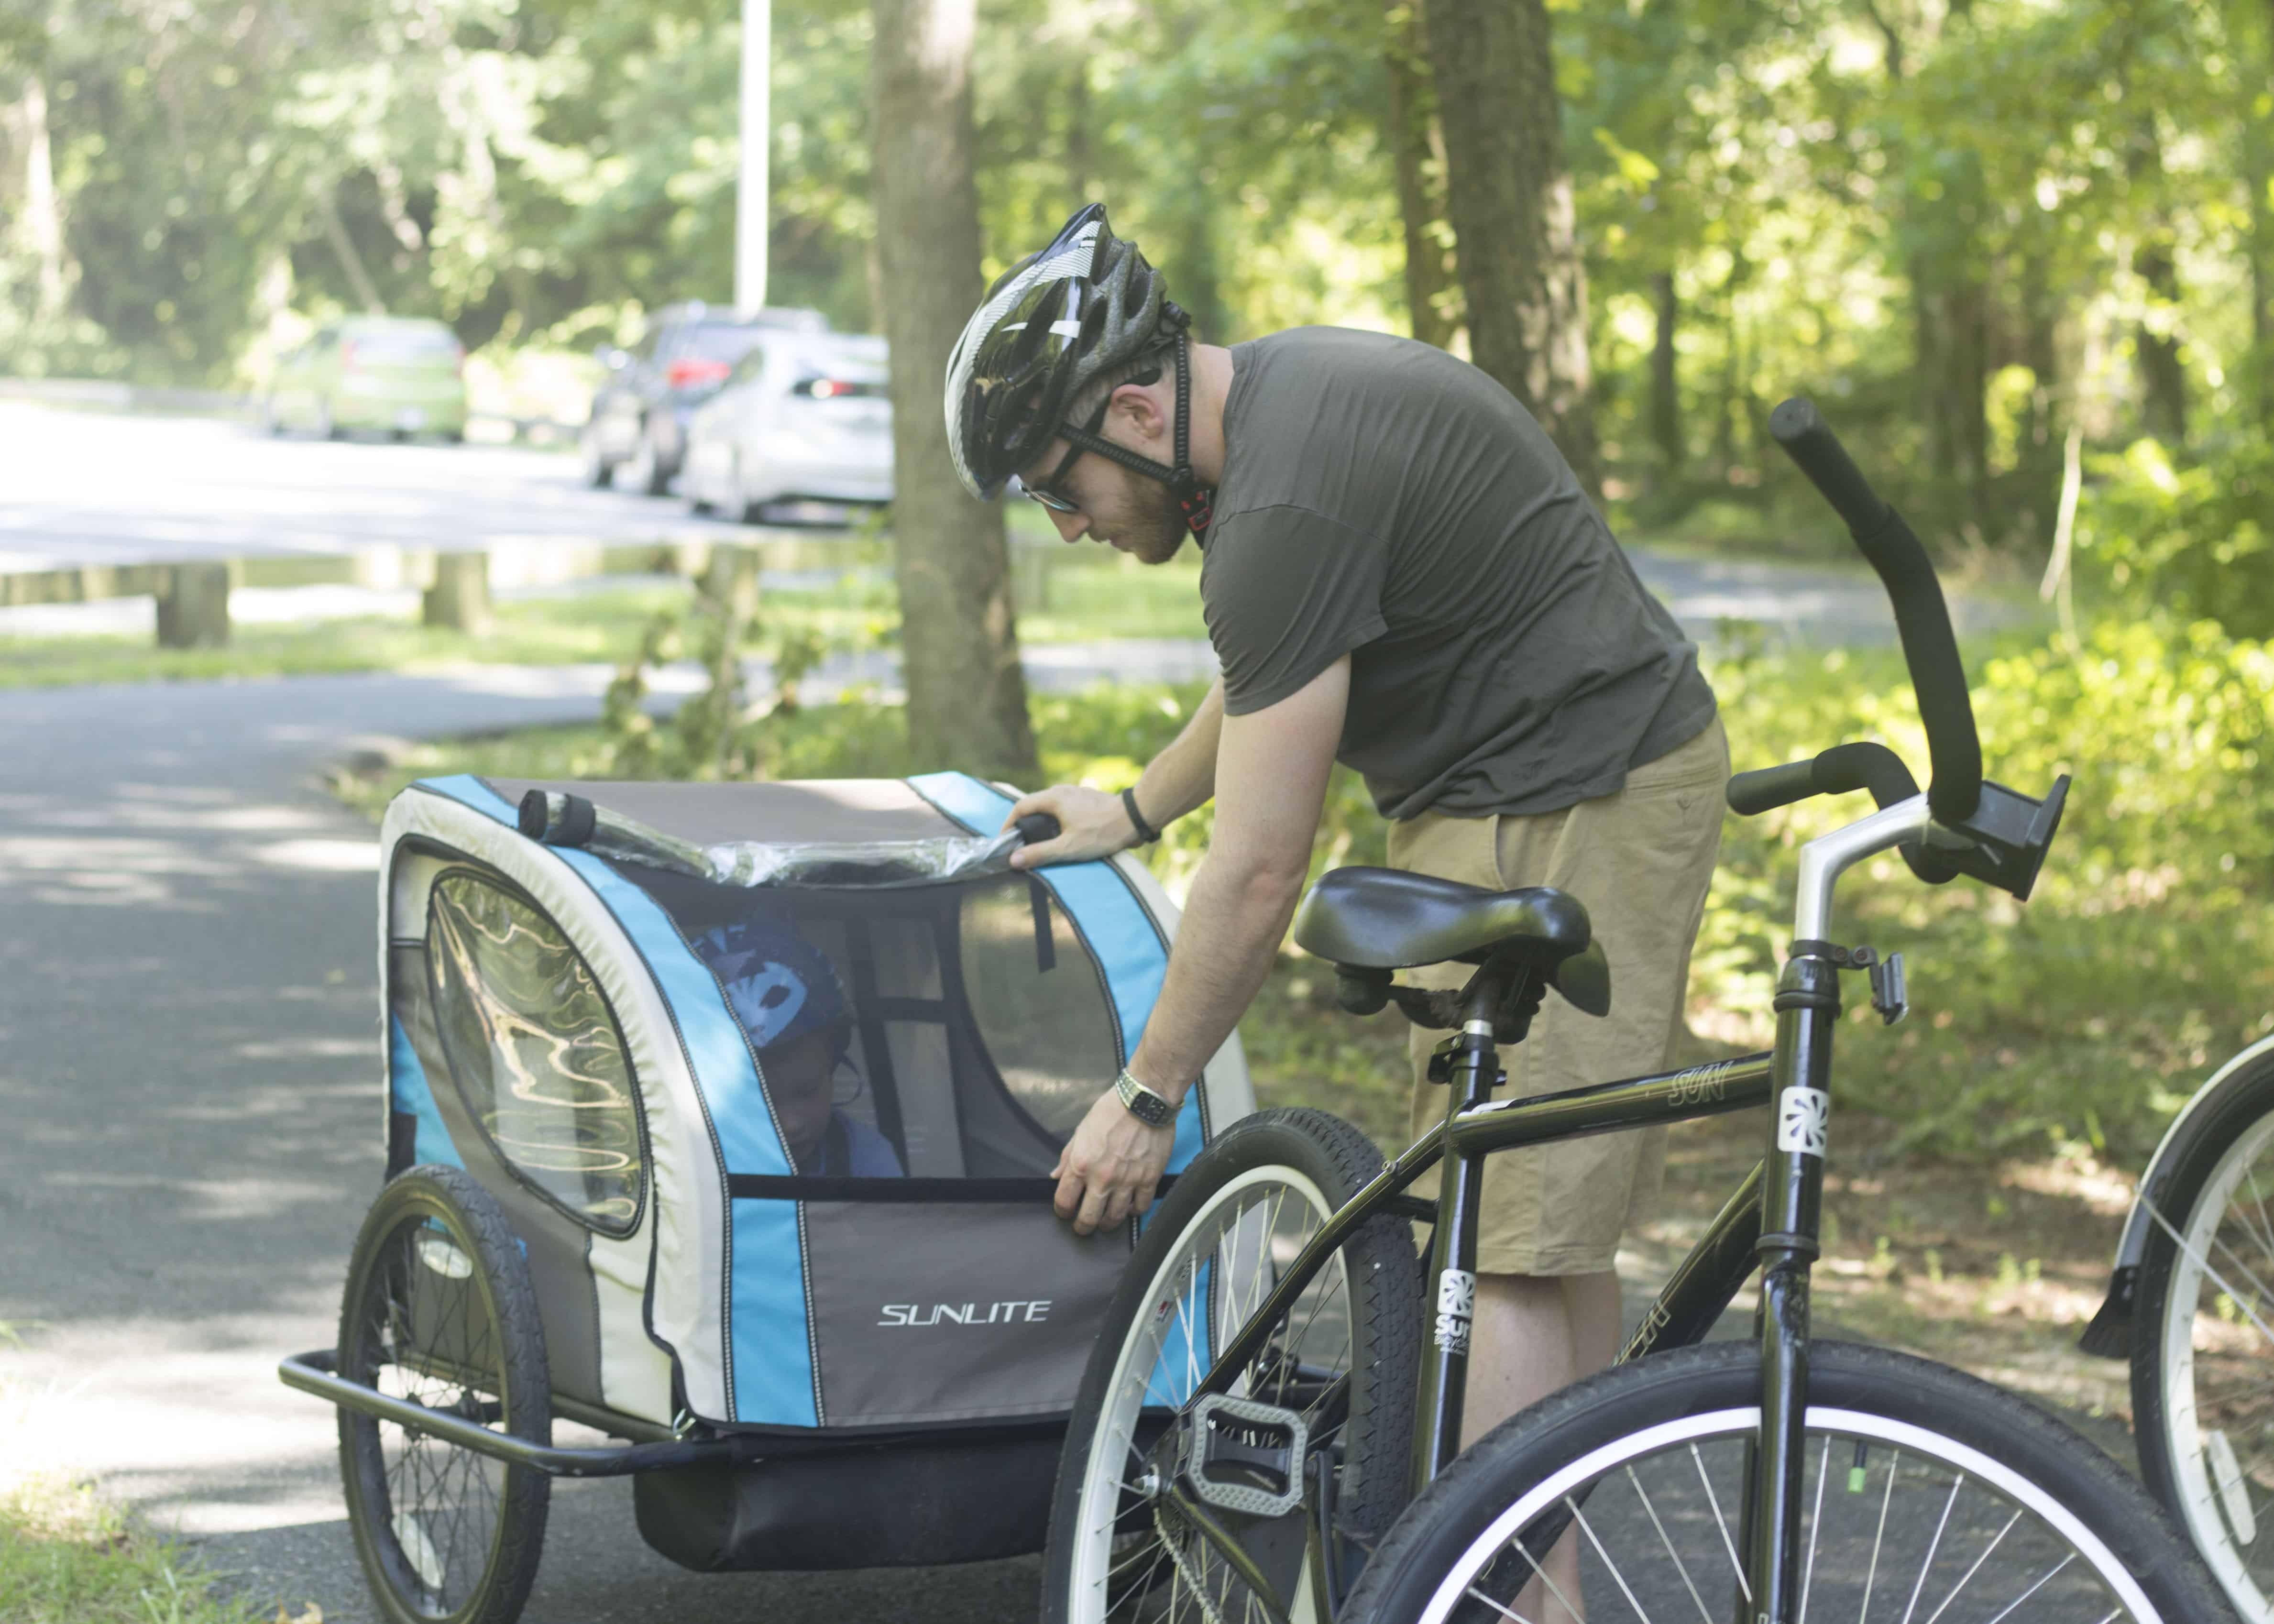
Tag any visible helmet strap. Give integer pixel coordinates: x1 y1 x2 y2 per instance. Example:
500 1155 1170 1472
1053 332 1216 541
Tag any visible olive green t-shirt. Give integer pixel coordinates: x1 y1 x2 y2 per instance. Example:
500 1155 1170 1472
1200 327 1716 821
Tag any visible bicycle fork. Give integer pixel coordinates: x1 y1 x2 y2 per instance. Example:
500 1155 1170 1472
1740 950 1840 1624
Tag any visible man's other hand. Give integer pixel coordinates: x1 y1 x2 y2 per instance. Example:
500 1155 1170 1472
1003 784 1140 868
1053 1087 1176 1236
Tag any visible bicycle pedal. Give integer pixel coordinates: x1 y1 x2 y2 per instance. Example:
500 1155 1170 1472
1175 1393 1309 1519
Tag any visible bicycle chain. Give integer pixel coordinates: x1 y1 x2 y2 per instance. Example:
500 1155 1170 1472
1153 1504 1230 1624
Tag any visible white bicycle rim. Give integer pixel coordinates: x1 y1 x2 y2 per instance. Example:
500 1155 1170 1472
2158 1107 2274 1621
1415 1404 2164 1624
1065 1162 1344 1624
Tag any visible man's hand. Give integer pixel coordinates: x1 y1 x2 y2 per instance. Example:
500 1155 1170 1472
1003 784 1140 869
1053 1087 1177 1236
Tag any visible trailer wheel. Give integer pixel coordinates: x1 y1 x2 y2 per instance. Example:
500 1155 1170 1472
337 1164 552 1624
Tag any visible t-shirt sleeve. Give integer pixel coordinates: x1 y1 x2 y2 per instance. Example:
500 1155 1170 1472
1203 505 1390 716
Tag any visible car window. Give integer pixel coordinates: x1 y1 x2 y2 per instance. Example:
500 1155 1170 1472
353 327 460 362
677 325 768 365
727 347 768 385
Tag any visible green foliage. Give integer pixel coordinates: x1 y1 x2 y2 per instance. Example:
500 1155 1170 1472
1701 616 2274 1163
2078 437 2274 638
0 1474 270 1624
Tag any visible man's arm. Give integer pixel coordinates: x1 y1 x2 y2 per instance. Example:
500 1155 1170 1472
1050 658 1349 1234
1006 677 1225 865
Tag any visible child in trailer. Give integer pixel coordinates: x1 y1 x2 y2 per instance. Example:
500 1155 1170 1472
692 914 906 1178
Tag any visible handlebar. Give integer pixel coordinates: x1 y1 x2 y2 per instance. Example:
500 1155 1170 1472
1013 812 1062 846
1768 399 1982 825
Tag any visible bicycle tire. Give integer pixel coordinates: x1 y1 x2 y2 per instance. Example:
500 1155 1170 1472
2132 1048 2274 1620
1042 1108 1424 1624
337 1164 552 1624
1345 1339 2230 1624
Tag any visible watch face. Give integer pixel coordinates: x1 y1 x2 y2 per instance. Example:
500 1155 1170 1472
1120 1075 1173 1125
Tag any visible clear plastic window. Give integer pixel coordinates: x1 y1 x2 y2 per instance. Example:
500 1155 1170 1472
427 873 644 1232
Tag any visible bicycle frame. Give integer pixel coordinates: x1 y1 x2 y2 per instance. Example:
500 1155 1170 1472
1185 792 1938 1623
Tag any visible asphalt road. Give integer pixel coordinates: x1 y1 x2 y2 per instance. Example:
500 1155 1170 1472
0 410 2054 1623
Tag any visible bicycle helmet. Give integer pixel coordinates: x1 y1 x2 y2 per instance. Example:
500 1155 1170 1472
691 914 850 1056
945 203 1214 534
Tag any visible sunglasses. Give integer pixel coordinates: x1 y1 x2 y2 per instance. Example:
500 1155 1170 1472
1011 401 1109 514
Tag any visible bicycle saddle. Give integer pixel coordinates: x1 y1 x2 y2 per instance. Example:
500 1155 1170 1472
1292 867 1610 1016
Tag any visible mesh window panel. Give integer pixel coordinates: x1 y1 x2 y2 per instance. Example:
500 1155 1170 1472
427 873 644 1232
958 875 1121 1140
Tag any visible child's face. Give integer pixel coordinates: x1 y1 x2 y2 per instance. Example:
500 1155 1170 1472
762 1028 840 1172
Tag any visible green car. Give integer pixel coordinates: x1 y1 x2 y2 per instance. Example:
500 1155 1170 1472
265 316 469 441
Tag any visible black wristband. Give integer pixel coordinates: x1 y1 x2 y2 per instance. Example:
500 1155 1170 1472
1121 785 1161 845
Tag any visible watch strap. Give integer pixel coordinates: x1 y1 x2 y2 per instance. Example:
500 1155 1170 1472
1115 1066 1176 1127
1121 785 1162 846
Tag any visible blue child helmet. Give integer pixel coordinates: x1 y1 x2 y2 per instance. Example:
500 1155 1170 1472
691 911 849 1053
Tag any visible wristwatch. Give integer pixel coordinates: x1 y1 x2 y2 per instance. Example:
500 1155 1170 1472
1115 1067 1178 1128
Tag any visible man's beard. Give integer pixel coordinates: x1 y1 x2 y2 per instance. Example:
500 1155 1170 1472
1121 474 1188 565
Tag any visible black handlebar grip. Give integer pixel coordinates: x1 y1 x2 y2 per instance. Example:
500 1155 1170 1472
1727 759 1821 816
1013 812 1062 846
1769 399 1983 824
1767 398 1890 536
518 789 598 847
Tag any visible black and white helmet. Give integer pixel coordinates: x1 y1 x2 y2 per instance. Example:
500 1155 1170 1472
944 203 1185 500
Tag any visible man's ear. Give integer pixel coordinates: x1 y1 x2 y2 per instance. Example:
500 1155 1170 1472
1109 381 1169 445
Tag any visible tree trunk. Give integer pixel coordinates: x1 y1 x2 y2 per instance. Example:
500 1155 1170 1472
2136 235 2189 446
1422 0 1599 493
871 0 1038 779
1066 56 1091 205
1914 272 1991 537
2245 0 2273 430
1384 0 1456 351
2127 120 2189 446
319 179 387 314
1649 270 1680 485
156 564 232 649
423 551 493 635
19 74 68 319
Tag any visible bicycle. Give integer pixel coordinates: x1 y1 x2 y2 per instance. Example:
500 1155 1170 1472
1038 398 2233 1624
2080 1037 2274 1620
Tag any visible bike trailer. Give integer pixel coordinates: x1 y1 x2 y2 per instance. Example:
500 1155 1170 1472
286 770 1251 1583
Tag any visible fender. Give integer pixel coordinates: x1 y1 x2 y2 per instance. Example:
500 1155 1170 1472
2077 1033 2274 1358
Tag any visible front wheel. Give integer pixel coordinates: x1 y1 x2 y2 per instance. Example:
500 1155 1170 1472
1042 1108 1423 1624
337 1164 551 1624
1345 1339 2229 1624
2132 1048 2274 1620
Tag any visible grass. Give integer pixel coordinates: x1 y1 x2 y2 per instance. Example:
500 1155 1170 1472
0 1475 283 1624
0 548 1207 690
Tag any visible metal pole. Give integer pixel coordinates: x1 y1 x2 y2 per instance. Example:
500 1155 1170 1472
736 0 770 314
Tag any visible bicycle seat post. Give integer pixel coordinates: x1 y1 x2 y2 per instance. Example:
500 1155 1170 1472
1409 964 1522 1497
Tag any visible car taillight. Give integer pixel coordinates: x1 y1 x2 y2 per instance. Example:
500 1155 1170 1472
666 358 731 389
797 378 870 399
340 340 359 371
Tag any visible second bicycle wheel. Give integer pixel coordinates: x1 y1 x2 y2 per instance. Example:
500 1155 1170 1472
1345 1339 2230 1624
2132 1045 2274 1620
1043 1108 1423 1624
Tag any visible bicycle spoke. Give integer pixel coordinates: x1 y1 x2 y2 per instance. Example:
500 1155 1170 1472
1917 1504 2023 1624
1626 1462 1713 1624
1860 1448 1899 1624
1568 1492 1655 1622
1689 1442 1750 1603
1799 1433 1832 1624
1896 1469 1965 1624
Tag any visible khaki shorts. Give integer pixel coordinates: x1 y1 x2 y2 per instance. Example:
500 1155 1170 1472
1391 715 1728 1276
